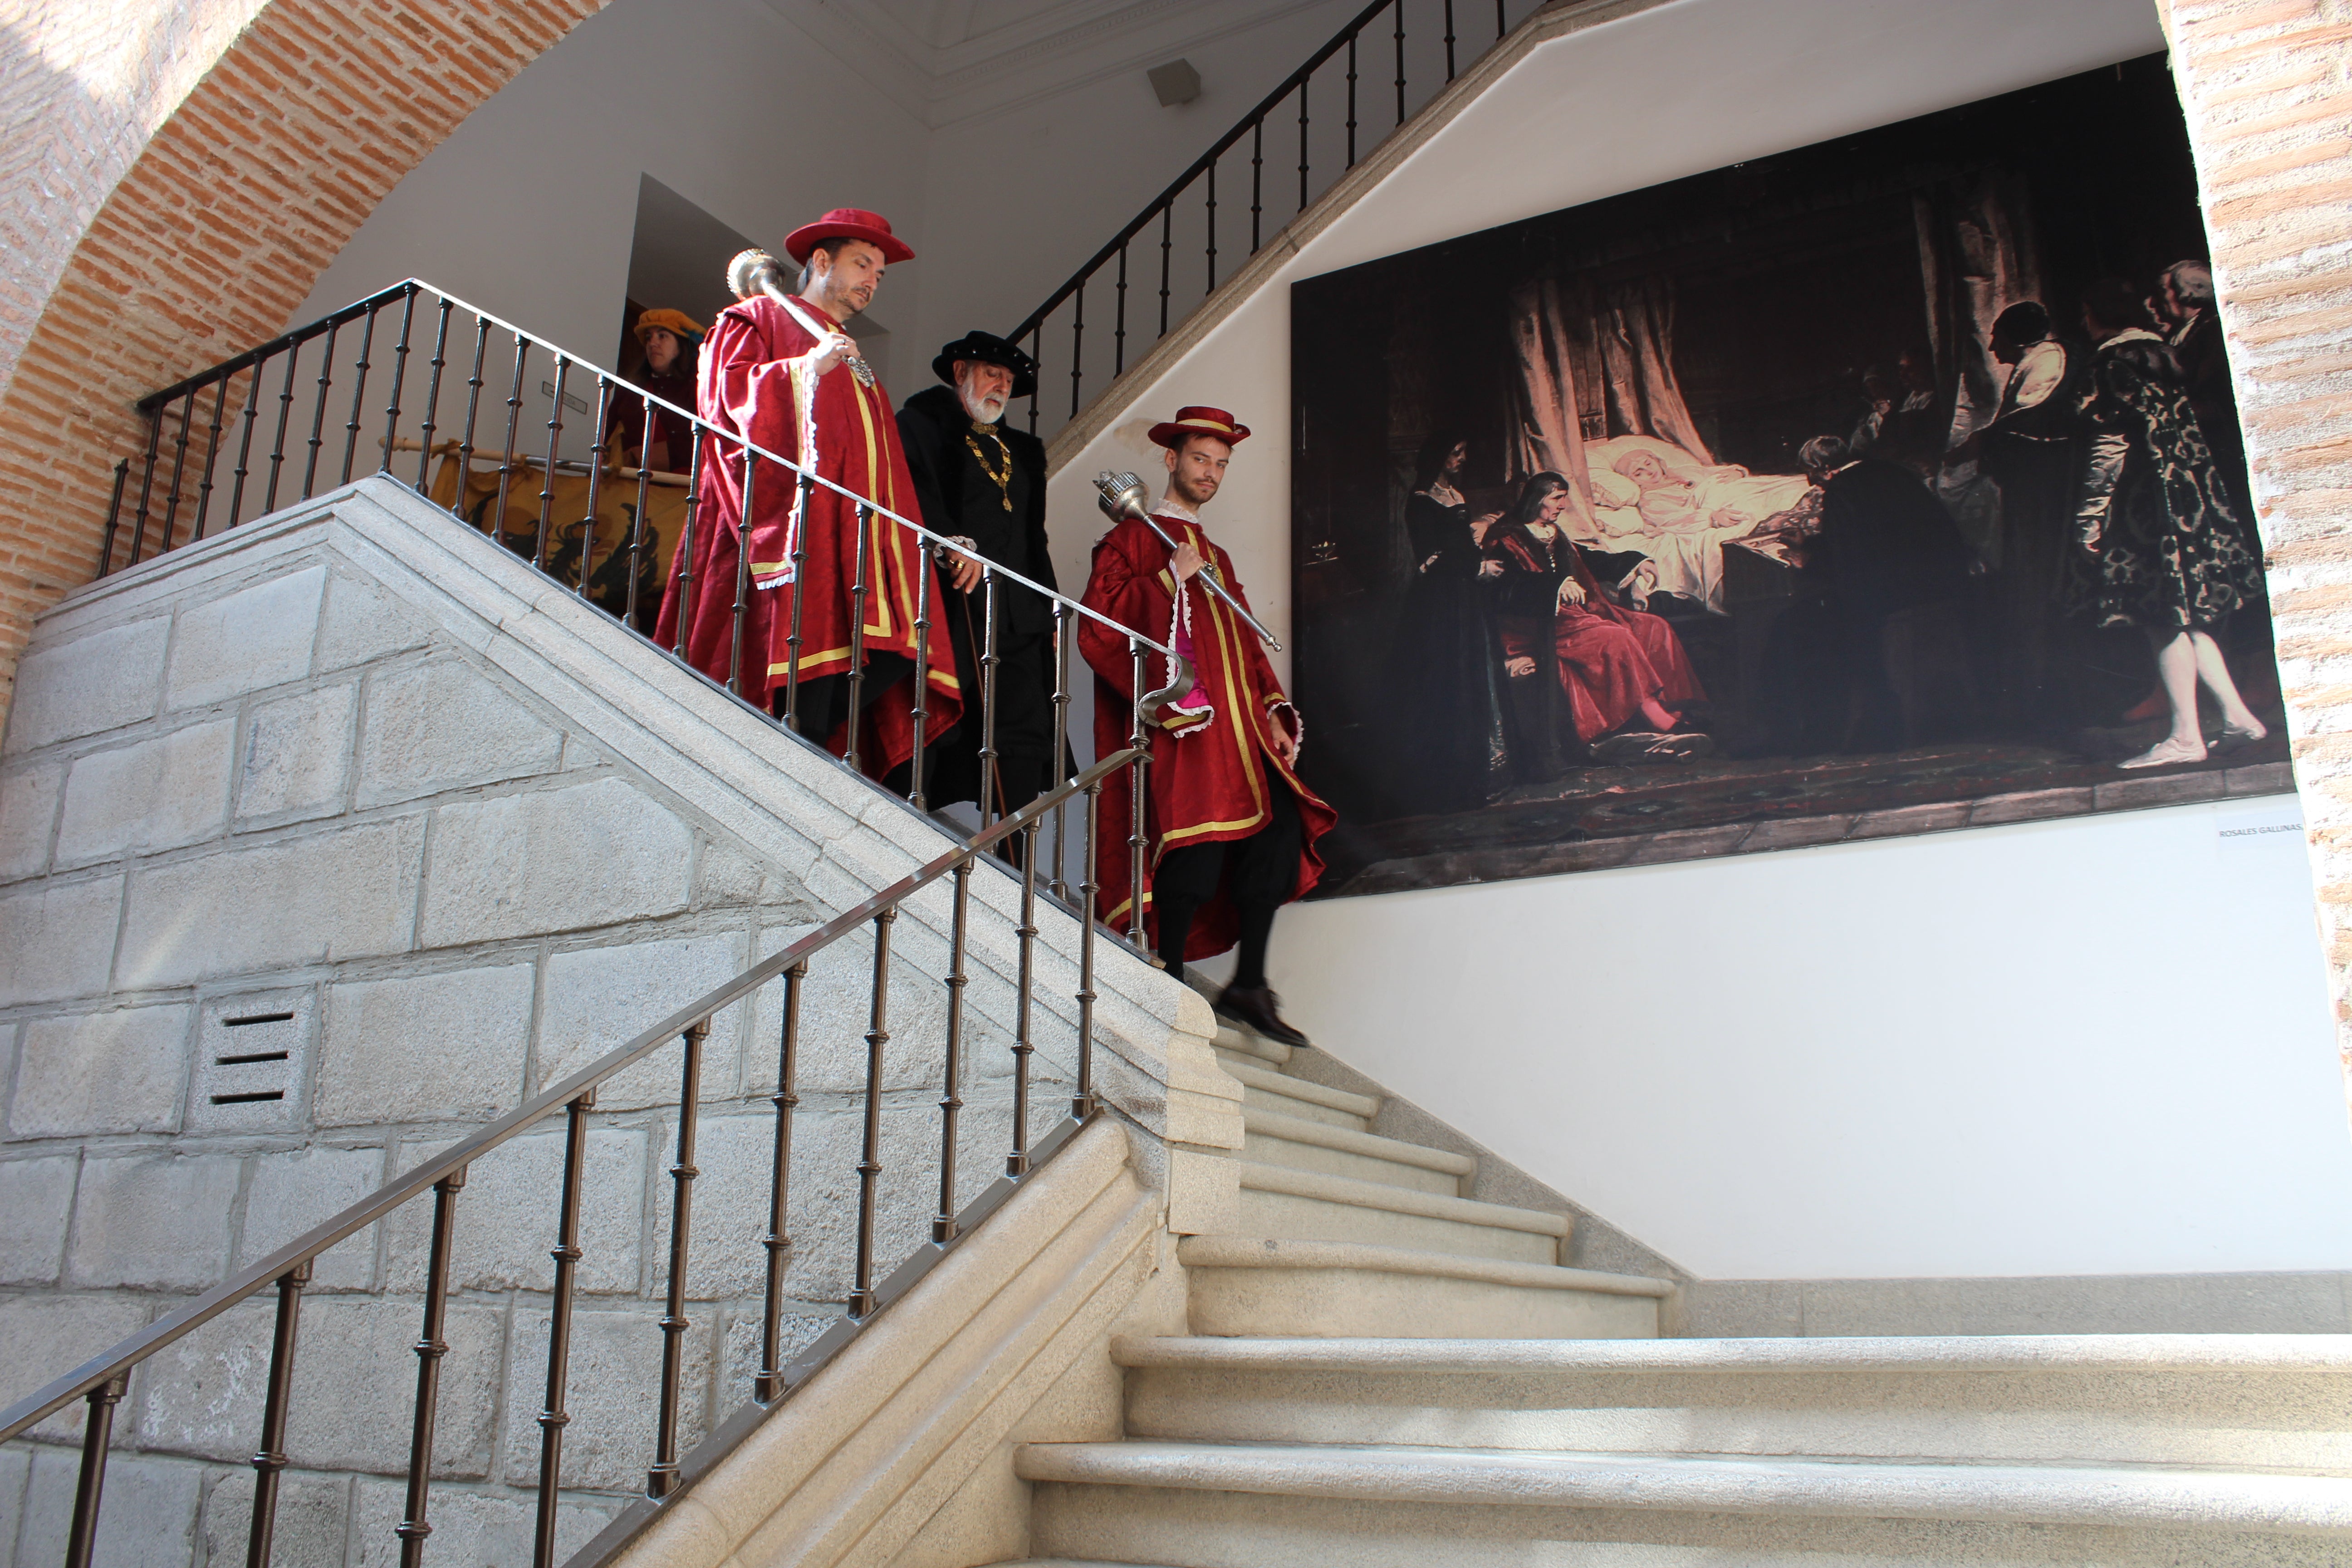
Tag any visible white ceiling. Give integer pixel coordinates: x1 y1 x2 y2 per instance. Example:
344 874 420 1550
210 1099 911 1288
769 0 1338 126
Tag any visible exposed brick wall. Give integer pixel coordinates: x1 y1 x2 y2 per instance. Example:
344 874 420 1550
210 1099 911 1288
0 0 608 720
2160 0 2352 1095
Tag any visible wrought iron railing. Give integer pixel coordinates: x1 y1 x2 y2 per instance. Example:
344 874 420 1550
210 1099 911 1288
96 276 1187 925
1004 0 1547 440
0 749 1159 1568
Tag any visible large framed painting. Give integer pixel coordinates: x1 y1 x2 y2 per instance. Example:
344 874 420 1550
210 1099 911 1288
1291 54 2293 897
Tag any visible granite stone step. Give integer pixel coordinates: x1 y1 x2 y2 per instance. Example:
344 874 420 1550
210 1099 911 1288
1176 1235 1665 1338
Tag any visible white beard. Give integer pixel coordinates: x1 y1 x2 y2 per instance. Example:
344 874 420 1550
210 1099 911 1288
960 386 1008 425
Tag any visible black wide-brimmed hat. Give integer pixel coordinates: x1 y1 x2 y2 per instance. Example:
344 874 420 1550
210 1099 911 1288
933 331 1039 399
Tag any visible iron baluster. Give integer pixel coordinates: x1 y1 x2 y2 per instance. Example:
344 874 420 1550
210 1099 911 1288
1158 206 1173 337
784 473 814 729
845 503 874 772
453 317 492 521
228 352 265 528
1498 0 1506 39
1069 280 1086 421
415 297 454 495
1074 777 1102 1118
1127 638 1151 946
910 544 932 810
265 334 300 514
532 1091 594 1568
245 1260 312 1568
1028 325 1043 436
578 376 615 598
379 283 417 477
1008 821 1040 1175
1347 34 1359 165
534 354 568 569
490 335 530 539
1395 0 1407 125
396 1169 466 1568
625 392 655 627
300 318 338 500
978 569 1001 829
97 460 128 576
755 961 806 1404
1445 0 1458 78
191 376 229 542
338 302 378 484
671 429 705 658
1206 162 1218 295
127 408 163 568
1113 246 1129 377
647 1021 708 1499
849 910 897 1317
1251 121 1265 253
1299 78 1312 211
61 1376 126 1568
1049 602 1073 902
934 861 972 1240
729 451 758 696
157 388 196 556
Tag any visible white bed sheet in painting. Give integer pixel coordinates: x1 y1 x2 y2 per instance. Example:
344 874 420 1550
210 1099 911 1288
1570 435 1814 612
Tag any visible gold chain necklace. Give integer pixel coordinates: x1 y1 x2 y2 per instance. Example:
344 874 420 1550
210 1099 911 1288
965 422 1014 512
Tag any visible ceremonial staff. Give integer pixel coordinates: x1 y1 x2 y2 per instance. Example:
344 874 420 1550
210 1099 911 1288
1092 470 1283 650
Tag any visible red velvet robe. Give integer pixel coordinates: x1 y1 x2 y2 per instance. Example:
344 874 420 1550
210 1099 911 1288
1489 524 1704 742
1079 511 1337 960
654 294 959 772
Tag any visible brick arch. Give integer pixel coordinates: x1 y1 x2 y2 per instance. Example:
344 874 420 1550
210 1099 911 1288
0 0 608 713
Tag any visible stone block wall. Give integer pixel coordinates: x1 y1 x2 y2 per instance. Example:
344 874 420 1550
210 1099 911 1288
0 477 1204 1566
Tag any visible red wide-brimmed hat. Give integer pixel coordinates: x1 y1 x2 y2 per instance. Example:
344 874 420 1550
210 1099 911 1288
1147 406 1251 450
782 207 916 265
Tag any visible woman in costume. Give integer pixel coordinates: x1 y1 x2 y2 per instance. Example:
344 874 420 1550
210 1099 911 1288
1486 472 1710 759
1384 433 1518 806
2067 279 2269 770
605 307 703 472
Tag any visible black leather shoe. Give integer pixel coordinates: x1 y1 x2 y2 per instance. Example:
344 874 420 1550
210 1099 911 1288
1215 982 1312 1049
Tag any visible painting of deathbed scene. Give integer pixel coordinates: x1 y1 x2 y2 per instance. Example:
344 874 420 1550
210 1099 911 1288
1290 55 2288 897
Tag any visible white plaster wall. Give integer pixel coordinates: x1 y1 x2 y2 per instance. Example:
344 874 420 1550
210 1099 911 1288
292 0 933 388
1042 0 2352 1279
910 0 1365 362
293 0 1370 398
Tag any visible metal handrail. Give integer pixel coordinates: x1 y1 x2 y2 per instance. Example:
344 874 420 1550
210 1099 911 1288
99 273 1200 912
1 741 1158 1567
118 277 1163 661
999 0 1538 437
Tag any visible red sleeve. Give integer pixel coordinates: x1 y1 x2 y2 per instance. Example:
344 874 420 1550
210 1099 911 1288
1079 524 1162 698
704 309 803 458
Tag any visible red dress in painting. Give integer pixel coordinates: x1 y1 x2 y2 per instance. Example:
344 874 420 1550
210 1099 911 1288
1487 522 1704 742
1079 511 1338 960
654 292 959 772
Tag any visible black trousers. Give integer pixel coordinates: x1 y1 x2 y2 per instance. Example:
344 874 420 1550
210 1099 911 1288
778 651 913 740
927 626 1059 816
1154 779 1302 987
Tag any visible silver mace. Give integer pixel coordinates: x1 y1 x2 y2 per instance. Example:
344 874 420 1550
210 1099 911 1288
1094 470 1282 650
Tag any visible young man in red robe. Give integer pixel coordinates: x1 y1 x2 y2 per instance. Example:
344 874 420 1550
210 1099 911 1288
656 207 959 779
1079 407 1336 1047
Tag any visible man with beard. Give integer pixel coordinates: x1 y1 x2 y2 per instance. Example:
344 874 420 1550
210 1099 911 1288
897 332 1060 821
657 208 959 781
1079 407 1337 1048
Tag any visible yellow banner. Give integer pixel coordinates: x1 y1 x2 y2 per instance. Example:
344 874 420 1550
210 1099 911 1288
426 450 693 632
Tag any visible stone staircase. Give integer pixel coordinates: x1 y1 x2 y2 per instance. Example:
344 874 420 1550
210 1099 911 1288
988 1025 2352 1566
